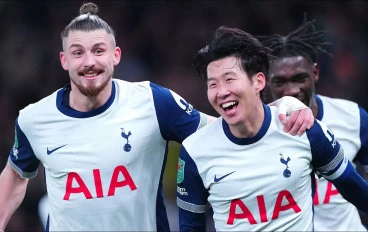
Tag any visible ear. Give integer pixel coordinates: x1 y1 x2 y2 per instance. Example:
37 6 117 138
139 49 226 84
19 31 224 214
253 72 266 93
60 52 68 71
313 63 320 83
113 47 122 66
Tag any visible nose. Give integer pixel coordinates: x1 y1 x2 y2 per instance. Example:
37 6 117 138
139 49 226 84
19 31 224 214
217 84 230 98
283 82 300 97
83 52 96 68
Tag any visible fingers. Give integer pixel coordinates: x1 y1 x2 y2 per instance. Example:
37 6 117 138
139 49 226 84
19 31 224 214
296 108 314 135
307 109 315 129
286 109 309 135
284 108 313 136
283 110 300 134
295 110 310 136
278 114 287 125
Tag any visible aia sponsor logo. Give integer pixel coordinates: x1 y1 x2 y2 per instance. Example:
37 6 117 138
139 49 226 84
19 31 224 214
227 190 301 225
63 165 137 200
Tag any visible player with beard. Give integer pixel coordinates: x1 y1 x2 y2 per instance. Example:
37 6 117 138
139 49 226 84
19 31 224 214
0 3 314 231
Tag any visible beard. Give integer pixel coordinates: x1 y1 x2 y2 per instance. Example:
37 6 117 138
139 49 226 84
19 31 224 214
71 72 112 97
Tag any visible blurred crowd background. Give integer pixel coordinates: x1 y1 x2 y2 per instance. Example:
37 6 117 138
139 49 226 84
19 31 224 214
1 0 368 231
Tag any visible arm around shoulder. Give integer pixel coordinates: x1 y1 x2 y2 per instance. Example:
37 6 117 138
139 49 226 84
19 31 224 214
330 161 368 214
0 163 29 230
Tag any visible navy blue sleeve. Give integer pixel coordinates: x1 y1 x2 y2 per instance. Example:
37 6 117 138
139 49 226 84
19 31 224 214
150 83 203 143
179 208 206 232
177 146 208 231
331 161 368 214
354 106 368 170
307 120 344 176
308 119 368 214
9 118 39 178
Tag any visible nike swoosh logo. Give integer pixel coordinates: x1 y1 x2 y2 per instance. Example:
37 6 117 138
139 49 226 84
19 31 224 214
47 145 67 155
214 171 235 183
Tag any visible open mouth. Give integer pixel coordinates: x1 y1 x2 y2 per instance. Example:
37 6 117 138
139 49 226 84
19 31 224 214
81 71 103 79
221 101 238 113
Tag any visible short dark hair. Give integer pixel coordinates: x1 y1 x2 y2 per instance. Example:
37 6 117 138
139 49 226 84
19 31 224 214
61 2 116 50
193 26 270 100
257 15 332 64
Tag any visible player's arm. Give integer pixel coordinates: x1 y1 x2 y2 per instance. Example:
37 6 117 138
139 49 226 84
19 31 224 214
328 162 368 214
0 163 29 229
0 118 40 230
308 120 368 214
152 84 313 140
353 106 368 178
177 146 209 232
150 83 209 143
269 96 314 136
206 96 313 130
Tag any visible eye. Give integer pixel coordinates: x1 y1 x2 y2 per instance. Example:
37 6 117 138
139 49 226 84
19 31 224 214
226 78 234 82
207 82 217 89
296 76 308 83
73 51 82 56
95 49 104 55
271 79 285 87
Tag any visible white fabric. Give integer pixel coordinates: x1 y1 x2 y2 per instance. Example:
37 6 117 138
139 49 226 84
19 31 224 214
182 107 317 231
12 79 203 231
313 95 366 231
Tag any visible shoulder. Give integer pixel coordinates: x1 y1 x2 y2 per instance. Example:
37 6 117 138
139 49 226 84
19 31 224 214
267 105 287 131
182 118 222 151
17 89 61 132
19 89 60 118
114 79 175 99
114 79 152 93
306 119 335 145
114 79 158 106
318 95 359 114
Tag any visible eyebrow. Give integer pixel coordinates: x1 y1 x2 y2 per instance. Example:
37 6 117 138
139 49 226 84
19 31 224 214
272 72 309 81
207 71 236 81
69 42 107 50
92 42 107 49
69 44 83 50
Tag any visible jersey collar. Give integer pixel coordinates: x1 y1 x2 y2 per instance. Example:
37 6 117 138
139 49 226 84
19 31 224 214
222 103 271 145
56 81 116 118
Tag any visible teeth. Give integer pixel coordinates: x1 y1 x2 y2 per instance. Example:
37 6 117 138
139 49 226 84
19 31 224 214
222 101 236 108
84 73 98 77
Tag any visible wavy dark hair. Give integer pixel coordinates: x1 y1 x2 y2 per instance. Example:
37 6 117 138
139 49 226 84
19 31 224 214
193 26 271 100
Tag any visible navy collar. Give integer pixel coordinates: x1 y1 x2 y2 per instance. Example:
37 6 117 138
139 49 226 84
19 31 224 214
56 81 116 118
315 94 324 121
222 103 271 145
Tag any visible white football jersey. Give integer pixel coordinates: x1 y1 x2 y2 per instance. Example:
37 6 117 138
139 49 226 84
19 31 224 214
8 79 208 231
313 95 368 231
177 104 348 231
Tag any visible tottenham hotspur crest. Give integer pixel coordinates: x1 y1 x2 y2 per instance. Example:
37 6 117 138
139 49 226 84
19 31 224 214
121 128 132 152
280 154 291 178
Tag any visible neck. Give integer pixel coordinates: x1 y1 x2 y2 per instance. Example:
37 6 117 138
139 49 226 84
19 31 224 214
69 81 112 112
310 95 319 118
229 101 265 138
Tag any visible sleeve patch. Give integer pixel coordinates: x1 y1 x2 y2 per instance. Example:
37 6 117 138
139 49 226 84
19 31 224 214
177 197 209 213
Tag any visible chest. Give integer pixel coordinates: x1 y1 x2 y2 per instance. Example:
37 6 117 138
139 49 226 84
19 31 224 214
320 102 361 161
30 108 164 173
196 133 313 203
